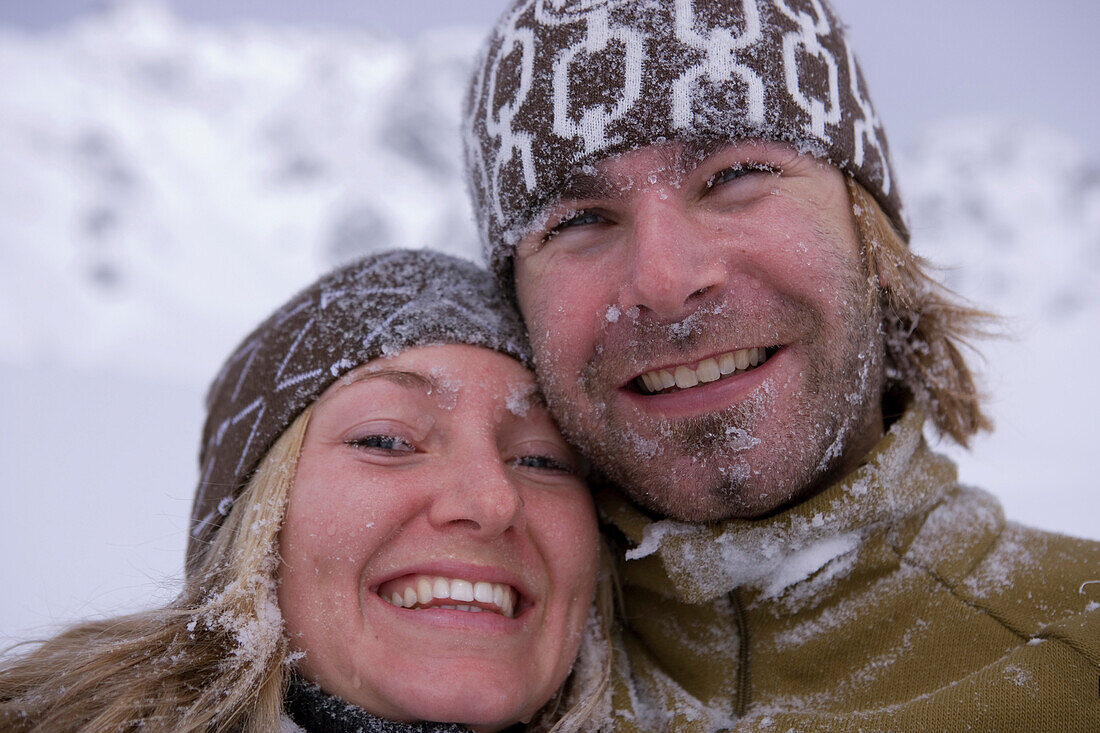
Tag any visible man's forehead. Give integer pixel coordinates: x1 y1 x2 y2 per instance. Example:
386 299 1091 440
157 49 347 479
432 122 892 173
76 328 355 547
552 139 804 201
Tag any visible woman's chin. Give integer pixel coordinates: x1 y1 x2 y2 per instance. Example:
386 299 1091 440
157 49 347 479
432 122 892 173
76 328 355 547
390 690 535 733
330 673 538 733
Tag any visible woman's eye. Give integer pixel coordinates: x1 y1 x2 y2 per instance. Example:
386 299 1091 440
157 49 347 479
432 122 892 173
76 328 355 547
545 210 603 240
347 435 416 453
511 454 575 474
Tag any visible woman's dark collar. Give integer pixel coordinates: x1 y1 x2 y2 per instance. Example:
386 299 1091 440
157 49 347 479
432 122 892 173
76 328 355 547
285 675 487 733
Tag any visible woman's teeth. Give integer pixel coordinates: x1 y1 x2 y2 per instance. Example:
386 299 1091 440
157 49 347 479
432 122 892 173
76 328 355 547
378 574 517 618
636 346 769 394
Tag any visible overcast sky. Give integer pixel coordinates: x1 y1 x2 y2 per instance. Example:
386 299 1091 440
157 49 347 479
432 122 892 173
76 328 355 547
2 0 1097 158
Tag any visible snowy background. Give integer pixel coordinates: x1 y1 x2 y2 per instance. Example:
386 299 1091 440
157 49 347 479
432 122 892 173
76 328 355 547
3 1 1098 646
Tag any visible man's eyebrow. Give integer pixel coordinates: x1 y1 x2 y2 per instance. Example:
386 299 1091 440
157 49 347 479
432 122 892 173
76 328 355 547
680 139 737 169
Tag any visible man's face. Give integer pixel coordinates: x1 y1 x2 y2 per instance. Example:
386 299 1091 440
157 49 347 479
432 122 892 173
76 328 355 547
514 141 886 521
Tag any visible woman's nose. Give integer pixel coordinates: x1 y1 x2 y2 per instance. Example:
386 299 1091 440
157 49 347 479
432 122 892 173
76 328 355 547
426 454 524 538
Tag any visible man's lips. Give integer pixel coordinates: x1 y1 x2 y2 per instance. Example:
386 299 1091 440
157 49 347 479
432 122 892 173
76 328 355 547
632 346 779 395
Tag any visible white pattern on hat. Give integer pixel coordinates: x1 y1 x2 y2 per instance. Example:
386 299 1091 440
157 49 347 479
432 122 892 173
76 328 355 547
552 6 646 153
777 0 841 141
672 0 764 128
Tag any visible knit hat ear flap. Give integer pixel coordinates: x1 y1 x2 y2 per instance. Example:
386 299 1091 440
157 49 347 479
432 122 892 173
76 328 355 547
463 0 906 290
186 249 531 573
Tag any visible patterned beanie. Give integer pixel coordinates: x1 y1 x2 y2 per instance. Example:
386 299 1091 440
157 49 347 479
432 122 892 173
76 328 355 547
463 0 906 289
186 249 531 573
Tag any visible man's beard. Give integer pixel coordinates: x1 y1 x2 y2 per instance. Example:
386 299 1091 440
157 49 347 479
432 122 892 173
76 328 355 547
536 266 886 521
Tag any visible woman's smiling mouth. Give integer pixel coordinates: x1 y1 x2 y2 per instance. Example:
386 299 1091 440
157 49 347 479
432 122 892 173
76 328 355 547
376 574 520 618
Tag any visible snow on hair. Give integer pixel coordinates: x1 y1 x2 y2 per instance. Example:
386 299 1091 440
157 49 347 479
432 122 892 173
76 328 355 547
848 177 995 446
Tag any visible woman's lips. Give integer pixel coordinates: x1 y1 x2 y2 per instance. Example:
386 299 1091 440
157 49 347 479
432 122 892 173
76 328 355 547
376 573 519 618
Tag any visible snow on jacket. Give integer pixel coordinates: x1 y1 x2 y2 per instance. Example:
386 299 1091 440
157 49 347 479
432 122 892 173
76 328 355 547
597 409 1100 731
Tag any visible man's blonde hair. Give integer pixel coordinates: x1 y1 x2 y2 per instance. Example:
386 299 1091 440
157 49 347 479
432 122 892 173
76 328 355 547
847 177 994 446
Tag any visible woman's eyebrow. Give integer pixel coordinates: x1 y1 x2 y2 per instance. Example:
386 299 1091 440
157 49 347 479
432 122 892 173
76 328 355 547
346 368 436 391
316 368 438 407
552 171 619 203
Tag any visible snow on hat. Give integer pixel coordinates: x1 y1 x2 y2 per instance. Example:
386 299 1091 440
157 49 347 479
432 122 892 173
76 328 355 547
463 0 906 290
186 249 532 572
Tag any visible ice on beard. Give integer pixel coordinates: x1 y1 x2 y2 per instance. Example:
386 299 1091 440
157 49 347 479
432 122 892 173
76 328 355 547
723 425 759 451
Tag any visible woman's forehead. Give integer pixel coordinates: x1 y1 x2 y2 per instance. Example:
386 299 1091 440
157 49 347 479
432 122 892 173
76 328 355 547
318 345 543 411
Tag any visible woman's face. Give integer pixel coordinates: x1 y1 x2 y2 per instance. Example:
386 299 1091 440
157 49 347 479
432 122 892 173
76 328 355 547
277 344 599 731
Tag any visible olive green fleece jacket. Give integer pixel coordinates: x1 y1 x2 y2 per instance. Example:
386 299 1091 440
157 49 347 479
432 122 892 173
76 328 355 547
596 410 1100 732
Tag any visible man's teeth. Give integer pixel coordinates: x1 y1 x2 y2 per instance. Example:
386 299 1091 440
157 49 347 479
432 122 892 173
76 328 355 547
379 575 517 618
637 347 768 394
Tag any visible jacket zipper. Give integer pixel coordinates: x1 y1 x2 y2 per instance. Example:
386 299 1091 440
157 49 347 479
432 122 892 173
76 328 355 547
730 588 749 718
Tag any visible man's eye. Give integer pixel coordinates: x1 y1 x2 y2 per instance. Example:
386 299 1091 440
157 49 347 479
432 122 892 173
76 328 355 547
511 454 575 474
347 435 416 453
707 163 775 189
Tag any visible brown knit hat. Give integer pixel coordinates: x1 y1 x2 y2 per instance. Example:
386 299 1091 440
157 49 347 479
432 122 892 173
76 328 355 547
186 249 531 573
463 0 906 290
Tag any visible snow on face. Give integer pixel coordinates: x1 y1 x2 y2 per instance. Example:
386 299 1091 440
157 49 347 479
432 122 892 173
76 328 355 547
276 344 597 729
515 141 887 521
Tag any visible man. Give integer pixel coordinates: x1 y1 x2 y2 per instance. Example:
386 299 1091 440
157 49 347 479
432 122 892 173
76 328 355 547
464 1 1100 730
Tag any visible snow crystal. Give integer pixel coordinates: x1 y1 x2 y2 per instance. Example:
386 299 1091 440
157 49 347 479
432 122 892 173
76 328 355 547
505 382 536 417
723 425 760 451
760 532 861 599
1085 601 1099 612
1003 663 1032 687
625 521 696 562
961 523 1034 597
628 516 863 603
425 367 460 409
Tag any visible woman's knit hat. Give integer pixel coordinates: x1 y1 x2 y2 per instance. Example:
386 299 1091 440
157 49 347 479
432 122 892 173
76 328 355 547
463 0 905 292
186 249 531 573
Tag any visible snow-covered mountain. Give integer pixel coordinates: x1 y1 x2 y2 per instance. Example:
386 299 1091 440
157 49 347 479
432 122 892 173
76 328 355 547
1 0 482 384
2 2 1097 643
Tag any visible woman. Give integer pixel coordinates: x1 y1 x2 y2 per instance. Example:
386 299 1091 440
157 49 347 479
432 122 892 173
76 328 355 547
0 250 612 732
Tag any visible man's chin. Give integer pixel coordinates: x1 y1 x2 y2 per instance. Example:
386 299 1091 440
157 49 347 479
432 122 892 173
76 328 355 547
610 457 807 522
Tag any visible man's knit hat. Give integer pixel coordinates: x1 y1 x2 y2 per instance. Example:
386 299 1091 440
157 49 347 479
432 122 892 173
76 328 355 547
463 0 906 289
186 249 531 573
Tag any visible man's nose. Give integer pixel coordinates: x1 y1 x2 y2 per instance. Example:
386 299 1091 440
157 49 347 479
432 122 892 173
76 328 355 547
426 452 524 539
619 197 727 320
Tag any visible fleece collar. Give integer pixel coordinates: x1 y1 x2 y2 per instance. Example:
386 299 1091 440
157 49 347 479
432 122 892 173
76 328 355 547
599 409 956 605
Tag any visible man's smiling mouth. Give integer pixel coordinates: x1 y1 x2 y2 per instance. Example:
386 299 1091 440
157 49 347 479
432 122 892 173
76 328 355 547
634 346 778 395
377 574 519 618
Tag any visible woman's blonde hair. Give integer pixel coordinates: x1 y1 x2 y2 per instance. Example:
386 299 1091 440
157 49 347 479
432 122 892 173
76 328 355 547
847 177 995 446
1 399 614 732
0 406 312 733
